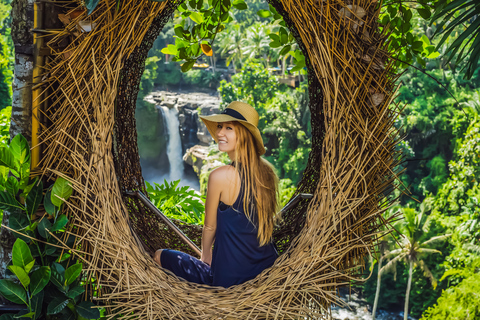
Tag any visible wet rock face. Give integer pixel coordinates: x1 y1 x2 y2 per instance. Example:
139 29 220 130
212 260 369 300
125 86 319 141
146 91 221 152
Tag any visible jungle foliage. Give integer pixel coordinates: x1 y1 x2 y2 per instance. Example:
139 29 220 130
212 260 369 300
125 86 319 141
0 0 13 109
0 133 100 319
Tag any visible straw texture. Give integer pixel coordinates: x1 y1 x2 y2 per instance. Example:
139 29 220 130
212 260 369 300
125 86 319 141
35 0 402 318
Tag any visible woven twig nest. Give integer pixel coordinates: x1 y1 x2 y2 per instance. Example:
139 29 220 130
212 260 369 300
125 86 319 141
37 0 401 318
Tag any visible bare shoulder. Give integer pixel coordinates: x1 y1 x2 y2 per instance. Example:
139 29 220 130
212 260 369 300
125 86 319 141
208 165 236 184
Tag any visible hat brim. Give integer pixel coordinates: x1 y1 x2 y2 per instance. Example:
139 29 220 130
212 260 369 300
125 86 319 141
199 114 266 156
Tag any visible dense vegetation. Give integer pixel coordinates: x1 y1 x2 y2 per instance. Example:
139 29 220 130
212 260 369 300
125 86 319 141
0 0 13 109
1 0 479 318
138 1 480 318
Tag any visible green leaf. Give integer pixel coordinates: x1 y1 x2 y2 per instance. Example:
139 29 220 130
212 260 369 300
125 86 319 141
7 266 30 288
44 188 55 215
232 0 247 10
51 214 68 232
64 263 82 286
21 180 35 199
269 41 281 48
37 217 52 239
50 263 65 290
403 8 412 23
30 267 51 296
9 212 30 241
45 244 57 256
0 147 19 176
381 15 390 26
416 7 431 19
30 291 43 320
181 60 195 72
13 311 34 318
412 40 423 50
76 301 100 319
0 280 27 305
24 260 35 274
0 314 15 320
406 32 413 44
279 27 288 45
257 9 271 18
0 165 9 185
25 180 43 217
85 0 100 15
12 239 34 270
0 191 22 211
66 286 85 299
417 56 426 68
5 177 19 198
161 44 178 56
279 45 291 56
47 297 69 315
426 51 440 59
51 177 73 208
268 34 280 42
189 12 204 24
290 65 303 73
174 26 184 39
10 135 30 182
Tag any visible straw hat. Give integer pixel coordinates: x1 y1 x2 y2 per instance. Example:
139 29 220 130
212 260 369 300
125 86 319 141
199 101 266 155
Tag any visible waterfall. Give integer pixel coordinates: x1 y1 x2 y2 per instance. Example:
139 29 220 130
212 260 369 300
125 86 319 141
160 106 184 181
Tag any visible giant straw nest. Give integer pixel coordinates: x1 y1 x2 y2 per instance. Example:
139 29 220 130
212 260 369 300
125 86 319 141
34 0 402 318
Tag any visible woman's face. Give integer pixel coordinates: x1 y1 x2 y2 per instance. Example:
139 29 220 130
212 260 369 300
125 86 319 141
215 121 237 154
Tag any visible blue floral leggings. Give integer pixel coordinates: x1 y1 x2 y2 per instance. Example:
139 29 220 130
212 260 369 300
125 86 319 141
160 249 213 285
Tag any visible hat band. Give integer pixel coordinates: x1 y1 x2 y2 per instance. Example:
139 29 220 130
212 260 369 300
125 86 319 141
221 108 247 121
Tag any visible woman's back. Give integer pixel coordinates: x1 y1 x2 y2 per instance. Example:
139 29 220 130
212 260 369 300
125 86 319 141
211 165 278 287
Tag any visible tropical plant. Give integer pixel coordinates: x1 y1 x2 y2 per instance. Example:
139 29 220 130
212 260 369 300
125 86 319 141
380 207 450 320
430 0 480 79
146 179 206 225
0 239 99 320
160 0 249 72
371 232 397 320
0 134 100 319
0 106 11 146
241 22 271 69
421 272 480 320
0 0 13 109
215 24 244 70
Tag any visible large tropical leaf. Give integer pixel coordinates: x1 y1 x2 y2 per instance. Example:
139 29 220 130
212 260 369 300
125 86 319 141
431 0 480 79
0 280 27 305
12 239 34 270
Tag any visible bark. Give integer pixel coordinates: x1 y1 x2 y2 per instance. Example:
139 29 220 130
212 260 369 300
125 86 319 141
0 0 34 306
404 260 414 320
372 255 384 319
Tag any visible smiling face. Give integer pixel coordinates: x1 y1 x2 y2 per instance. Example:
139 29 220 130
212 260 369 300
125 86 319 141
215 121 237 157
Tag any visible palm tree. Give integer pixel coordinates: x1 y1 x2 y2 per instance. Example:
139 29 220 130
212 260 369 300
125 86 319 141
241 22 271 69
215 24 244 72
371 237 391 320
380 207 450 320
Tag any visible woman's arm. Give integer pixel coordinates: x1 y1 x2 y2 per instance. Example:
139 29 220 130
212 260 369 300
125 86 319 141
201 168 224 265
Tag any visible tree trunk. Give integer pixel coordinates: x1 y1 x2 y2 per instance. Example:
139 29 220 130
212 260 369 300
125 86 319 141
372 255 384 319
10 0 34 141
404 260 413 320
1 1 34 302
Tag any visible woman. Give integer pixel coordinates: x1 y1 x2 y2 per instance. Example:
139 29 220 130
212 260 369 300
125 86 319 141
154 101 279 288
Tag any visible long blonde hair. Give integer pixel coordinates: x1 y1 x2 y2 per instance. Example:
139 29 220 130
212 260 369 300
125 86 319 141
233 123 279 246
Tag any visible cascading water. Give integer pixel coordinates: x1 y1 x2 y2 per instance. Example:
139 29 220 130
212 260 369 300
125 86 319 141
160 106 184 181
